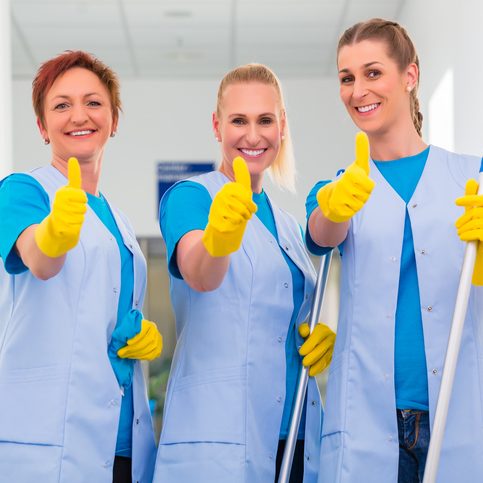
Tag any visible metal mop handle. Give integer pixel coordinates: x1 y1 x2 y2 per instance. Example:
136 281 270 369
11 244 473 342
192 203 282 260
423 168 483 483
278 251 333 483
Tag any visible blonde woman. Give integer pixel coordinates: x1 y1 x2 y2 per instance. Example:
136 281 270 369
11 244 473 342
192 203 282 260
153 64 335 482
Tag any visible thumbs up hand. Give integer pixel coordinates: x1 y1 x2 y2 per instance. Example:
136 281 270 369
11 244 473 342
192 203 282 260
316 131 375 223
202 156 258 257
35 157 88 258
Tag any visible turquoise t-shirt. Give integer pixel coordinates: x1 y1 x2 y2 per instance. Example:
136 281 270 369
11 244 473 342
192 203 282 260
0 174 50 273
0 173 136 456
160 180 307 438
86 192 135 456
373 147 429 410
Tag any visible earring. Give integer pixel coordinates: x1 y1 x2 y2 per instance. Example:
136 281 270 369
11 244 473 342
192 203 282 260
110 132 116 138
281 134 285 141
406 85 413 92
44 139 50 145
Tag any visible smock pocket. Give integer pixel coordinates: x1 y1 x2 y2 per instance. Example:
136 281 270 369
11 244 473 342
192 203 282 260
160 366 246 444
0 441 62 482
154 441 246 483
319 431 345 481
321 350 347 437
0 364 69 446
319 351 347 481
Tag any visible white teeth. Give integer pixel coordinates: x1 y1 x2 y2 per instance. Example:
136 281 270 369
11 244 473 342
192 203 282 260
70 130 93 136
240 148 265 156
357 103 379 113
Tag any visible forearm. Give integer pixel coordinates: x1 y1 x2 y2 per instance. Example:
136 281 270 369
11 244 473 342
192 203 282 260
177 230 230 291
308 209 349 248
15 225 66 280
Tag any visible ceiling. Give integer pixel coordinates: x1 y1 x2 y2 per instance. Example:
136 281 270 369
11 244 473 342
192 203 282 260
11 0 406 80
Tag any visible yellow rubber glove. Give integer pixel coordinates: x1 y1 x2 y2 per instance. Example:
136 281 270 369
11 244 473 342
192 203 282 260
117 320 163 361
455 179 483 285
316 131 375 223
298 322 336 377
34 157 88 258
202 156 258 257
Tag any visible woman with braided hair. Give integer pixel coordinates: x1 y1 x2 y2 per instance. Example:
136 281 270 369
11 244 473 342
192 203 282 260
304 18 483 483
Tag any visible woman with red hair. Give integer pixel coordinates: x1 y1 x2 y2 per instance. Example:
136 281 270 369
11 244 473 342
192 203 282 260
0 51 162 483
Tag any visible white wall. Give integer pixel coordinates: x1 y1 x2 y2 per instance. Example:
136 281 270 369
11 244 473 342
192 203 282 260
14 1 483 236
453 0 483 156
0 0 12 178
13 76 354 235
12 1 483 236
400 0 483 157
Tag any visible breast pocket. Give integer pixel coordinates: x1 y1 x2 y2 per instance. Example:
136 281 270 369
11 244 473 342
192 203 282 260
0 365 68 446
160 366 246 445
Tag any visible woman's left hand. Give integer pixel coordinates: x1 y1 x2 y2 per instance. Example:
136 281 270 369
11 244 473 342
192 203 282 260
455 179 483 285
298 323 336 376
117 319 163 361
455 179 483 241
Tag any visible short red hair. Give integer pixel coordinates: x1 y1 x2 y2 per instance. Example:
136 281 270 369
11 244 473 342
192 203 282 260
32 50 121 128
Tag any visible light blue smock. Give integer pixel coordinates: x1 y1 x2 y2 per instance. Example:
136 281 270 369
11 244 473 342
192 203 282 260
153 171 322 483
0 165 156 483
159 180 310 439
317 146 483 482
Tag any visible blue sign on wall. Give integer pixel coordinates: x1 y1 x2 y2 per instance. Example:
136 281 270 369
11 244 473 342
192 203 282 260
157 161 215 216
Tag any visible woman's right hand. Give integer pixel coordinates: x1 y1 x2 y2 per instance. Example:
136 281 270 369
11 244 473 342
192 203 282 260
118 319 163 361
34 157 88 258
316 132 375 223
202 157 257 257
299 322 336 376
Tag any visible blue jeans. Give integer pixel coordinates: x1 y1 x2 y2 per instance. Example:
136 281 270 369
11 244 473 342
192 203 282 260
397 409 430 483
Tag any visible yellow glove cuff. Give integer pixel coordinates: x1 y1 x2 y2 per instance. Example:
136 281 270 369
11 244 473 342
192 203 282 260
202 222 246 257
34 216 70 258
316 182 349 223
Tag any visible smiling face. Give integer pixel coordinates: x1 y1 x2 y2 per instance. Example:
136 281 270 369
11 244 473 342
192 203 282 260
213 81 285 191
38 67 117 165
337 39 417 137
